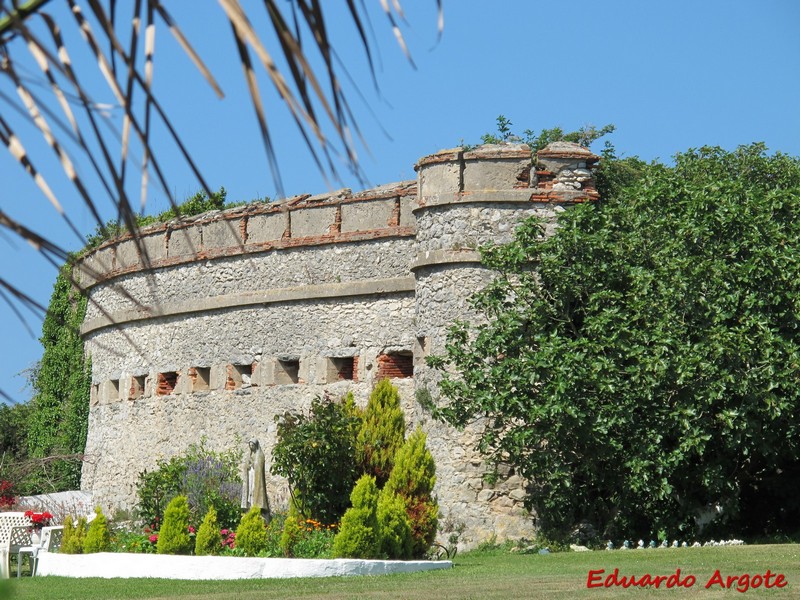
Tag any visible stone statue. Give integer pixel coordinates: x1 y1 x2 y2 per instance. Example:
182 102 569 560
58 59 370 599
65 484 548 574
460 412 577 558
241 438 271 522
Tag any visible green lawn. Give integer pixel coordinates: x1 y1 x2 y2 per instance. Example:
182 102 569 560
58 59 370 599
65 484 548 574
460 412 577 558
4 545 800 599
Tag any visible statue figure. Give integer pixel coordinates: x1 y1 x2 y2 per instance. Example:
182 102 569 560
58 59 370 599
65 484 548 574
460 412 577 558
241 438 271 522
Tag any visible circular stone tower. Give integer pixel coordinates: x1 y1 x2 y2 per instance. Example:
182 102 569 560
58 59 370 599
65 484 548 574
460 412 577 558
412 142 599 543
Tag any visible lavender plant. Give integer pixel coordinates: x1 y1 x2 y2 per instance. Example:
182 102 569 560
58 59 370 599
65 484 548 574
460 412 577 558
136 438 242 530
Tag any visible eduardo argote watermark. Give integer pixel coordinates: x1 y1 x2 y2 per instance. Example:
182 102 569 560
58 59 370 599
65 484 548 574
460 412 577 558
587 568 787 592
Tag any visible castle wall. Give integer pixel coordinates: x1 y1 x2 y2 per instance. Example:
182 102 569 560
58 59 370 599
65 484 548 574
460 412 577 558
76 143 599 549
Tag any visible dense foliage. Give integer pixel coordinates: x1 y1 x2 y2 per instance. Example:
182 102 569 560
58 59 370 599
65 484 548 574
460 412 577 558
24 263 91 492
271 395 360 525
357 379 406 486
156 496 193 555
384 427 439 556
428 143 800 541
235 506 270 556
84 507 111 553
194 507 221 556
377 488 413 559
61 515 87 554
136 440 241 530
332 475 381 559
0 401 30 496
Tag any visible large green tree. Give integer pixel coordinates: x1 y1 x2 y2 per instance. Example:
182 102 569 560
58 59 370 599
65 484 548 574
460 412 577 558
428 143 800 541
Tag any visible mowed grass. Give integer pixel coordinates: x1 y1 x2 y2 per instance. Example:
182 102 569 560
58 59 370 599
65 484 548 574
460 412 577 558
4 545 800 600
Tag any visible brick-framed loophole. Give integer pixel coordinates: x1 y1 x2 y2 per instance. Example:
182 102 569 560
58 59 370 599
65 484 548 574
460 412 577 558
377 352 413 379
157 371 178 396
226 363 255 390
326 357 356 382
189 367 211 392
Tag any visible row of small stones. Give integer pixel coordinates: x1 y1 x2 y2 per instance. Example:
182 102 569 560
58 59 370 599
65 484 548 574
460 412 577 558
512 539 746 554
609 539 746 550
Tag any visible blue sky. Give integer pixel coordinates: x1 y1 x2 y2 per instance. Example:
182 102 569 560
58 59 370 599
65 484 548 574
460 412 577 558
2 0 799 404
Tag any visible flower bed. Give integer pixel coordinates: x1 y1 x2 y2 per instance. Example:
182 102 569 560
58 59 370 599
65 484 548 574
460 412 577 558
36 552 452 580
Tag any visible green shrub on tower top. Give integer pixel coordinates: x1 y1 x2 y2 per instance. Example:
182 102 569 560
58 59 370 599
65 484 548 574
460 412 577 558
357 379 406 487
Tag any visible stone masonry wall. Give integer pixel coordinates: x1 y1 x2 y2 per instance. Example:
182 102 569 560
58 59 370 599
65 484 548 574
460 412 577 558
77 142 599 550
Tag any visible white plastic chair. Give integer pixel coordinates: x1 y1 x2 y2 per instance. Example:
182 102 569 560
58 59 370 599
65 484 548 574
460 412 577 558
0 513 30 579
17 525 63 577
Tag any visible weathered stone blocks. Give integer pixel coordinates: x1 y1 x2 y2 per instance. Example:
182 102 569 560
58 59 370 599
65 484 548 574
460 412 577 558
78 142 600 550
341 199 395 232
290 206 337 237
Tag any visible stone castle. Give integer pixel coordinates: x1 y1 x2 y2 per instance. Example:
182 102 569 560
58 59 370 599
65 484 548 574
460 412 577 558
76 142 600 548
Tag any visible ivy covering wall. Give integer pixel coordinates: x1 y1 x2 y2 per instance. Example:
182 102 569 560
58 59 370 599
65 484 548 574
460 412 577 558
26 263 91 491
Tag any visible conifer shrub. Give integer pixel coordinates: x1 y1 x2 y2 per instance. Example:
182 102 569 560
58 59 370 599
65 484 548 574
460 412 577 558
357 379 405 487
83 507 111 553
377 488 413 559
235 506 269 556
279 512 303 557
384 427 439 557
332 475 381 558
194 506 221 556
61 515 87 554
156 495 192 555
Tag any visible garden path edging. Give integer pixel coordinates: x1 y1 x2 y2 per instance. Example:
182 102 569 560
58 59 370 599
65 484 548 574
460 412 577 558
35 552 453 580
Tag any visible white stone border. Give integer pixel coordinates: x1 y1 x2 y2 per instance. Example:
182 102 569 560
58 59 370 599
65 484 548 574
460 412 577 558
36 552 452 580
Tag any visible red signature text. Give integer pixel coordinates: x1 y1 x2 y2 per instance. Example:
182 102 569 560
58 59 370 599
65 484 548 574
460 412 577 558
587 568 695 589
587 568 788 592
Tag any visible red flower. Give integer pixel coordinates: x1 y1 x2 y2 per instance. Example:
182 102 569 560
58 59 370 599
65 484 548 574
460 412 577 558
24 510 53 531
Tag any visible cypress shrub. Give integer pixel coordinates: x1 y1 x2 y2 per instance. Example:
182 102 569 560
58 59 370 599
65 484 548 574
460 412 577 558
377 488 413 559
384 427 439 557
83 507 110 553
235 506 269 556
194 506 221 556
279 512 303 557
332 475 381 558
61 515 87 554
357 380 406 487
156 495 192 555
